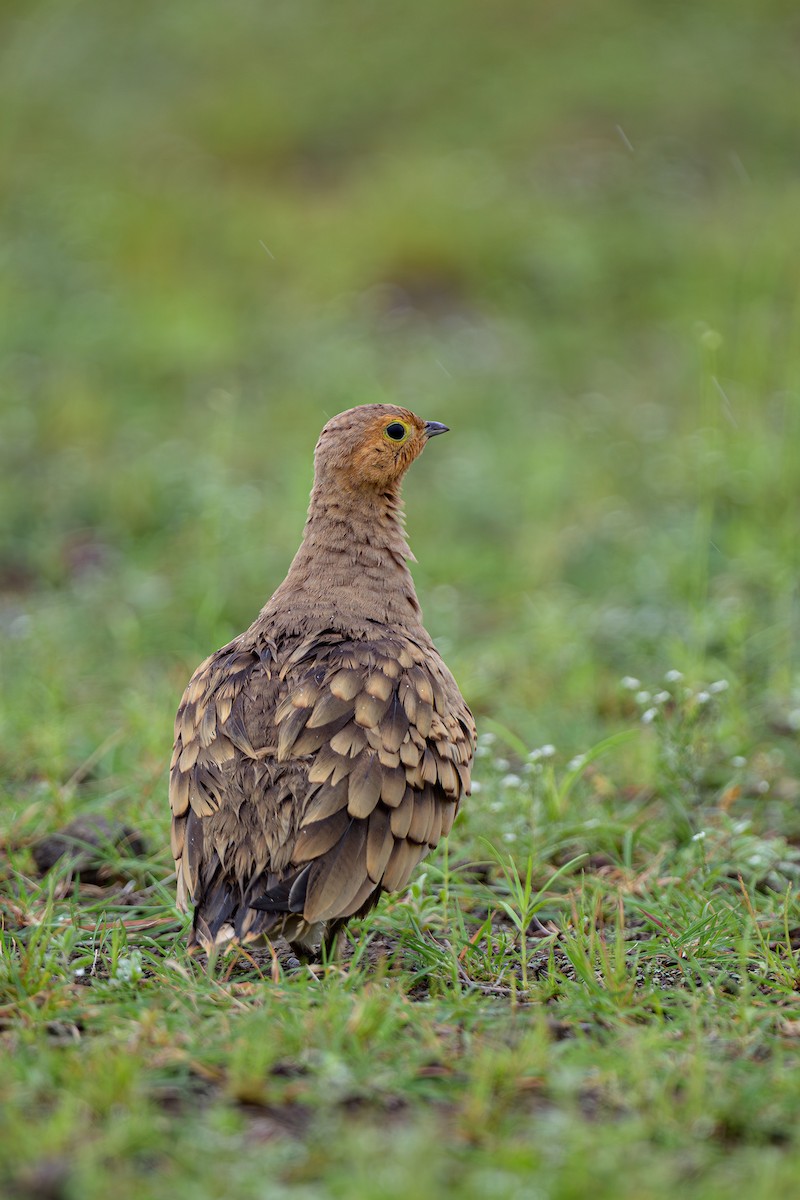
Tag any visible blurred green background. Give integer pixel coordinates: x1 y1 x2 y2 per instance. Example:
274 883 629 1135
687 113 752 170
3 5 800 1197
1 0 799 801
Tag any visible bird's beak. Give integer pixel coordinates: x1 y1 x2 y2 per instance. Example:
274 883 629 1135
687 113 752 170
424 421 449 438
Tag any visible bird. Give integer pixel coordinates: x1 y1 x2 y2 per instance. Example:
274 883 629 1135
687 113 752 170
169 404 476 956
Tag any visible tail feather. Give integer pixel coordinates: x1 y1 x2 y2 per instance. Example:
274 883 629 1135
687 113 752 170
188 862 315 952
249 864 312 914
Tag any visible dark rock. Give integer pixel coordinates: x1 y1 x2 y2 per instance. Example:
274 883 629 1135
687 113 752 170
31 816 147 883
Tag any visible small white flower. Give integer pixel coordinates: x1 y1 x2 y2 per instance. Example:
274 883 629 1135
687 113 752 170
696 691 711 704
621 676 641 691
708 679 729 694
757 780 769 794
700 328 723 352
691 830 706 842
74 968 85 977
502 832 517 843
635 691 651 705
567 755 587 772
489 801 503 812
8 613 32 640
528 744 556 761
653 691 671 705
113 953 143 985
478 731 496 747
731 755 746 769
641 707 658 724
664 669 683 683
501 773 522 788
787 709 800 732
470 780 483 793
495 757 509 772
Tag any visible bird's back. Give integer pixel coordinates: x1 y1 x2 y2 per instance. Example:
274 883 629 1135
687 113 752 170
170 620 474 952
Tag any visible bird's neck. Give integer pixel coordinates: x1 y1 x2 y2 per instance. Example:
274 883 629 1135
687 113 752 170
259 479 425 636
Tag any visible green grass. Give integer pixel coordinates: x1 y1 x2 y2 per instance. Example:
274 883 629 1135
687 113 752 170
2 0 800 1196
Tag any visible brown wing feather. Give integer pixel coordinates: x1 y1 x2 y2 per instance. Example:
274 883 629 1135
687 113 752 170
169 632 475 951
302 820 369 922
170 641 261 916
276 636 474 923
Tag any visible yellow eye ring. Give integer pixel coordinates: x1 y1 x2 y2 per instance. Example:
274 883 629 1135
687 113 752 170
383 420 411 445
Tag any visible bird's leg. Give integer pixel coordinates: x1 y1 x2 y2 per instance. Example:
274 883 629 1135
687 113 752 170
320 920 344 963
203 942 222 975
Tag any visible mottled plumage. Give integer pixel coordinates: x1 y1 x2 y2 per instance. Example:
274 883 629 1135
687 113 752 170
169 404 475 953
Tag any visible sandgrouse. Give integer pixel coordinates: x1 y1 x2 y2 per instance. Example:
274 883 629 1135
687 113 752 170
169 404 476 954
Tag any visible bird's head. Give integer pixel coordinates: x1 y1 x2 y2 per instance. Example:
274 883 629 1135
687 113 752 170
313 404 449 492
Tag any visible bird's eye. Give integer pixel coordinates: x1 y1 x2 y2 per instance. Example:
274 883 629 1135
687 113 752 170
384 421 409 443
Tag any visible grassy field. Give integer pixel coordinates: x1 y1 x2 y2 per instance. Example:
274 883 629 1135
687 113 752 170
2 0 800 1195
